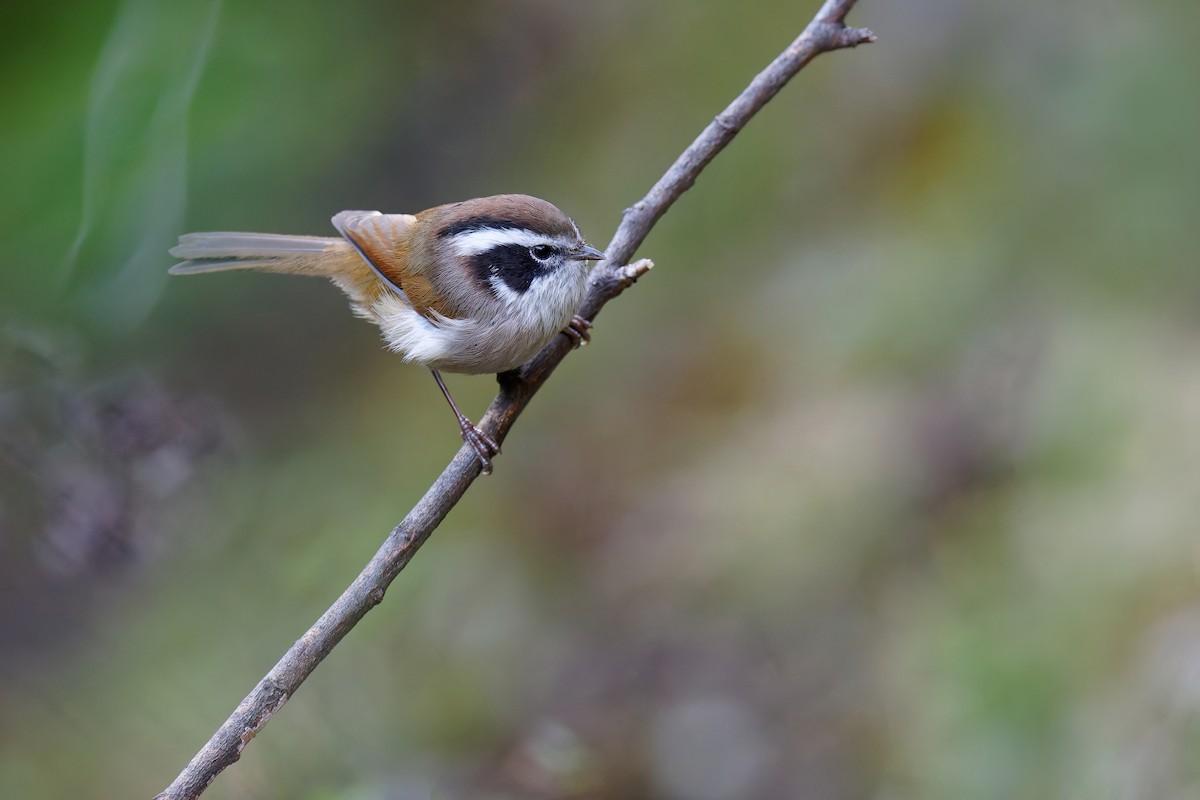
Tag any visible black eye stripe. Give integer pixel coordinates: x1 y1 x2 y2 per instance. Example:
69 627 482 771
470 243 552 295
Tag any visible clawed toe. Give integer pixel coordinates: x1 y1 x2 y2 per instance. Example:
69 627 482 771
460 421 500 474
561 315 594 348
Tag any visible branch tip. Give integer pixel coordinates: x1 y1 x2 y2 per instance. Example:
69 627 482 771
813 21 877 52
620 259 654 285
847 27 877 46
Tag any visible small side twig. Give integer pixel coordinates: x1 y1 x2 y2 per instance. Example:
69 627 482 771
155 3 873 798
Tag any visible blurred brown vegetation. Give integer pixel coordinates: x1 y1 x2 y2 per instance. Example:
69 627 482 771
2 1 1199 798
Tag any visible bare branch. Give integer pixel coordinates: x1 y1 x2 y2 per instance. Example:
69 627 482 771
154 4 873 798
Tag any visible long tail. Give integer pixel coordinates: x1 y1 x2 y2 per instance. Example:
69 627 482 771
168 231 349 277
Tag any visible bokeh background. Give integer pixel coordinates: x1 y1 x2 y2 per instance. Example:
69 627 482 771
2 0 1199 797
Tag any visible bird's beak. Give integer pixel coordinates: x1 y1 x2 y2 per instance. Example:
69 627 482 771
570 244 606 261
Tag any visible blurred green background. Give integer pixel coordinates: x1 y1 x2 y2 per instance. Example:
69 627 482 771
3 0 1199 797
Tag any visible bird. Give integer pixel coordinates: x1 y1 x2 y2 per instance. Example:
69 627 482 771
169 194 605 473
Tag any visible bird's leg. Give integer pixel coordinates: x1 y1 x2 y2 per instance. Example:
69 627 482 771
431 370 500 474
561 314 593 348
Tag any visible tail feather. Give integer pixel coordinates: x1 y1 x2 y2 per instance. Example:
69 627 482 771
168 231 348 277
169 257 299 275
171 231 335 259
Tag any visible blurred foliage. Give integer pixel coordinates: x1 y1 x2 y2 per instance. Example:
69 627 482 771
2 0 1200 798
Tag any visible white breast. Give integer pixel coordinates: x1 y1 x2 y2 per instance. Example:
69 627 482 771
365 261 589 374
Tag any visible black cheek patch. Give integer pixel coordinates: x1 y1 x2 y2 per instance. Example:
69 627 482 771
470 243 546 295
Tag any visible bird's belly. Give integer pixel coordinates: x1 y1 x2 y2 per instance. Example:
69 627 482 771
369 266 587 374
424 314 567 374
372 296 571 374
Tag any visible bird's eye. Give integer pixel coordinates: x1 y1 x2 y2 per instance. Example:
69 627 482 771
530 244 555 261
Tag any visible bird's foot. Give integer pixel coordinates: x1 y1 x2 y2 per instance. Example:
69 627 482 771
456 414 501 474
561 315 593 348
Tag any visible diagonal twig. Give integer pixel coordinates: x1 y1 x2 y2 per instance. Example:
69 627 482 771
154 3 874 797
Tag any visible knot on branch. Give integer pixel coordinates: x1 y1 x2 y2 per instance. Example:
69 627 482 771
713 114 741 134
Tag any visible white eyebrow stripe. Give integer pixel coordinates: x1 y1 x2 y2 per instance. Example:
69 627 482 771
449 228 555 257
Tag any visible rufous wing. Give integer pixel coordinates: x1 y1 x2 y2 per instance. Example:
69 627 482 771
331 210 418 302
